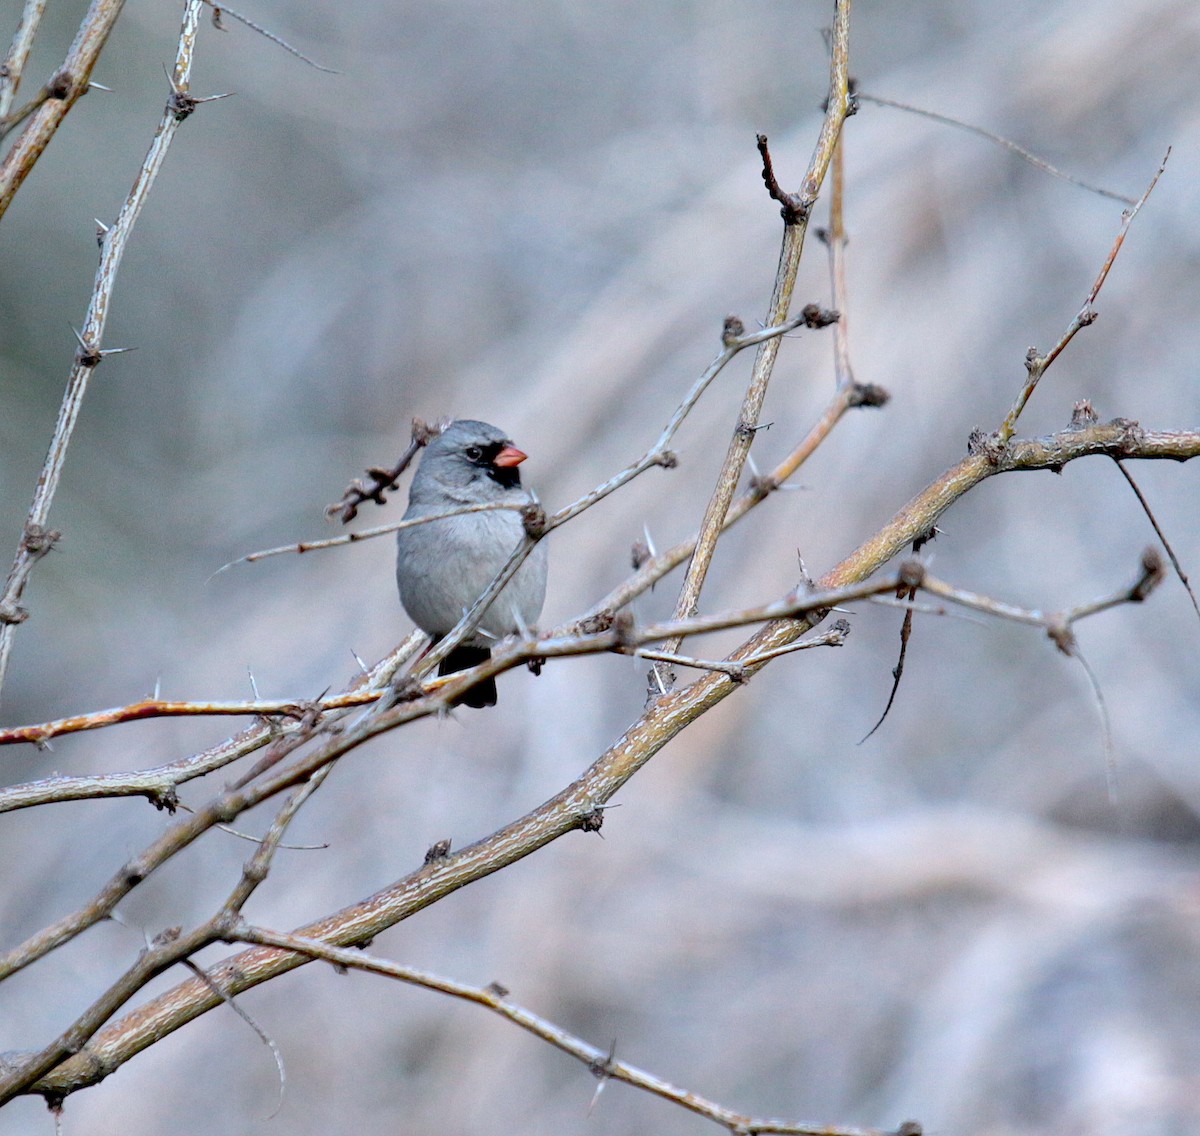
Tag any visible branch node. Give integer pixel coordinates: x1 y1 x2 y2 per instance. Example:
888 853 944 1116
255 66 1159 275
897 559 925 590
655 450 678 470
1046 620 1076 655
611 610 636 648
721 315 746 346
966 428 1005 464
800 302 840 328
1131 547 1166 601
423 838 452 864
1069 399 1099 429
577 806 605 834
0 602 29 625
147 786 179 813
167 89 198 121
1109 416 1145 454
520 503 548 539
75 342 103 368
48 70 74 100
747 474 778 501
576 610 615 636
22 524 61 558
848 381 890 408
828 616 852 643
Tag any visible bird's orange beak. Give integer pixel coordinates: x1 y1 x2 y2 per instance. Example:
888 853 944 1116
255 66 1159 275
493 445 527 468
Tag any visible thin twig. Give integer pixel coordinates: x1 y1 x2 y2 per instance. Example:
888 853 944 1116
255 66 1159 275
216 502 524 573
917 549 1165 639
579 377 887 625
997 149 1169 444
822 109 856 390
0 760 327 1105
856 92 1137 205
1070 646 1119 807
182 959 287 1117
0 634 422 812
199 1 339 73
0 692 372 748
228 925 897 1136
326 417 442 523
1113 459 1200 621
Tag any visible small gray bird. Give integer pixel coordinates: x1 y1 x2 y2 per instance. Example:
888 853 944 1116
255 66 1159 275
396 420 548 708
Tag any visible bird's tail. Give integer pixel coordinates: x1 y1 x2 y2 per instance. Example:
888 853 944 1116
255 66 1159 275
438 644 496 708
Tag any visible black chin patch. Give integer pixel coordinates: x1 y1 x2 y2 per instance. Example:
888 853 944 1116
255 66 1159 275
487 463 521 489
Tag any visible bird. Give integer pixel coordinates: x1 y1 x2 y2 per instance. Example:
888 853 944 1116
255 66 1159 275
396 419 548 708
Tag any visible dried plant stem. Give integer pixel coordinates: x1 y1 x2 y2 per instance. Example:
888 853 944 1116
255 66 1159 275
825 127 856 390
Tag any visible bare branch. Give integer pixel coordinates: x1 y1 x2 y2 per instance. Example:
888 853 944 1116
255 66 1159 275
0 0 211 709
217 502 523 573
227 925 901 1136
326 417 442 524
0 0 126 217
657 9 853 679
0 0 49 123
917 549 1165 643
997 149 1169 444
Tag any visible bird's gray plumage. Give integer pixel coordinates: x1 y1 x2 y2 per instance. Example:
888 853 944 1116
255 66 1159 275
396 420 548 706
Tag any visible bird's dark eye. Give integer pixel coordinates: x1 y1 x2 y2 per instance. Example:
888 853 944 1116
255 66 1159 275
464 445 483 462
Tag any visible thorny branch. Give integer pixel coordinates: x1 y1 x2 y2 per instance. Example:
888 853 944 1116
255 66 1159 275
226 925 910 1136
0 0 125 216
3 417 1193 1106
2 0 1196 1128
0 767 323 1104
0 0 211 711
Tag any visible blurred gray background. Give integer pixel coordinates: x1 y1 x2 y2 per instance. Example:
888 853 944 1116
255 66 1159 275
2 1 1200 1133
